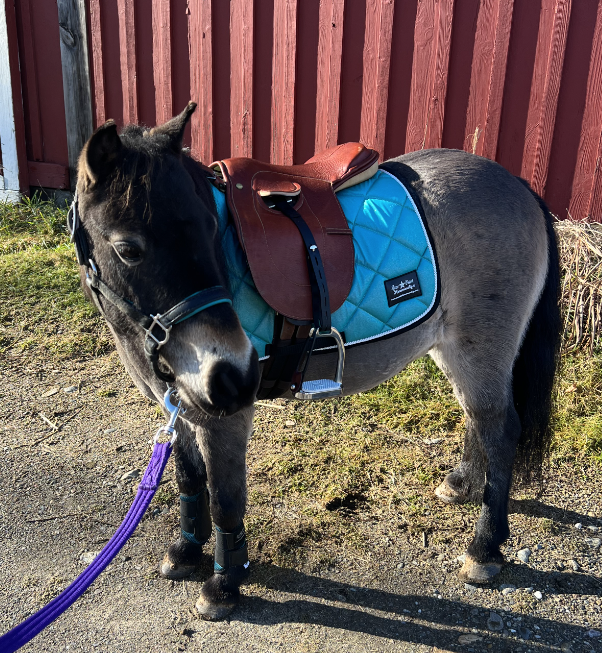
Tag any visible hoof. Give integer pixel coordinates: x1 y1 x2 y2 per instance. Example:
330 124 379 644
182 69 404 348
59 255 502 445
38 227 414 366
458 554 503 583
196 593 238 621
435 479 468 504
195 567 249 621
159 554 198 580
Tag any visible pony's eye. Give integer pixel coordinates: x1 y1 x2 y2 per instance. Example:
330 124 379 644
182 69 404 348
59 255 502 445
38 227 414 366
113 241 142 264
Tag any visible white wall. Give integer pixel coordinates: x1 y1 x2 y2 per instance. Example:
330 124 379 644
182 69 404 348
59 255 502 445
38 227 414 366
0 1 21 203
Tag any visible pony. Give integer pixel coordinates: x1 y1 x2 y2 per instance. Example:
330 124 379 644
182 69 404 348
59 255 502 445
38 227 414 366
73 103 560 620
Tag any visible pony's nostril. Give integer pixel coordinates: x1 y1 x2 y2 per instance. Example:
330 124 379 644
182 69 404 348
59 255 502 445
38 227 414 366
207 361 245 409
217 370 240 399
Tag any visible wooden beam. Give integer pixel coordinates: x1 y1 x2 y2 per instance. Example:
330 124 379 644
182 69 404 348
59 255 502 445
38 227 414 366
406 0 454 153
271 0 298 165
315 0 345 152
28 161 70 190
152 0 172 125
117 0 138 124
88 0 105 126
189 0 213 163
230 0 253 157
465 0 514 159
521 0 572 195
0 0 21 200
16 0 43 162
568 0 602 222
359 0 394 158
57 0 94 190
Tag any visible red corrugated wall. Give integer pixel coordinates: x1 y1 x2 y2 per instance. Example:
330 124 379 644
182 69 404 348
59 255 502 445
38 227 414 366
12 0 602 221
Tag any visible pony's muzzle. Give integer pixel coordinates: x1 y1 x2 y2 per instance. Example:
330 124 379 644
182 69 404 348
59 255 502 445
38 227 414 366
205 354 259 415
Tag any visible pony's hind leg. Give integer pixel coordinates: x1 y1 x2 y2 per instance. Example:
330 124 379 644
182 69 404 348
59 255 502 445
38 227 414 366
430 344 520 583
434 419 485 505
160 422 211 579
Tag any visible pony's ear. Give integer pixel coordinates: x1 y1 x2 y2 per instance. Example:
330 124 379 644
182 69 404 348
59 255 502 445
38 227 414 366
79 120 122 188
149 102 197 154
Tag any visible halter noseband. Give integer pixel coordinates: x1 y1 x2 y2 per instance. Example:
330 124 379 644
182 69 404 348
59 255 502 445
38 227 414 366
67 191 232 383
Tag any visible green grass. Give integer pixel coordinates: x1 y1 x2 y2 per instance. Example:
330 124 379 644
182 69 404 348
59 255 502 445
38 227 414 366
0 195 111 358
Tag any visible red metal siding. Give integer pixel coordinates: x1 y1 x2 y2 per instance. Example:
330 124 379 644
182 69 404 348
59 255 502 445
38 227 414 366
9 0 602 220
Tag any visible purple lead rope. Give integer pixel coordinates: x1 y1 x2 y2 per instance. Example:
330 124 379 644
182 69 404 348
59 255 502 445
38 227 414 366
0 442 173 653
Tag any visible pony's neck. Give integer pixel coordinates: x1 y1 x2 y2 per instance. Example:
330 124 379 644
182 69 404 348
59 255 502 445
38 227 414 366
181 154 216 208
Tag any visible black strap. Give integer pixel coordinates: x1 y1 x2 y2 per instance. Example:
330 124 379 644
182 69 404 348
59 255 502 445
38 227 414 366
180 490 212 546
272 199 331 331
214 522 249 574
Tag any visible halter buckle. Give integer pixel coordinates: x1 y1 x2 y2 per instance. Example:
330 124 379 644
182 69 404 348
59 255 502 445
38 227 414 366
146 314 172 348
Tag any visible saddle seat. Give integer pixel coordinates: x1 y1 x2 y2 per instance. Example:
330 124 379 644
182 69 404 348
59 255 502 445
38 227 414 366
213 142 379 321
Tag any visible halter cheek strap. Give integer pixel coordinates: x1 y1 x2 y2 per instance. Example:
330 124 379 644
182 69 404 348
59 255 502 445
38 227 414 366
68 193 232 383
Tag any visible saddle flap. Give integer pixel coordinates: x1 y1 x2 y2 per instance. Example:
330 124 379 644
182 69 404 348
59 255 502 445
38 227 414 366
215 154 361 321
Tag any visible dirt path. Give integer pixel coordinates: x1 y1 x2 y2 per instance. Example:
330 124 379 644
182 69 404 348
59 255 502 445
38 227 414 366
1 353 601 653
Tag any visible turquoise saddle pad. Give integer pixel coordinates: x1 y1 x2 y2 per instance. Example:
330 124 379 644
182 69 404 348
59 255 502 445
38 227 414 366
212 169 438 360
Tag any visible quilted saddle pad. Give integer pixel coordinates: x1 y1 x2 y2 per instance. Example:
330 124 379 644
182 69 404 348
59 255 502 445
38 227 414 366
212 169 439 360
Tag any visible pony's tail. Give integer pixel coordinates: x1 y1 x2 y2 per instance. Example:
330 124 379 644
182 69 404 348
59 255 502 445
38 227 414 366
511 181 561 483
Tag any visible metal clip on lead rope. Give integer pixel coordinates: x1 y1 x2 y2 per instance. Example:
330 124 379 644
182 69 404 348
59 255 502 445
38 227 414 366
154 388 183 446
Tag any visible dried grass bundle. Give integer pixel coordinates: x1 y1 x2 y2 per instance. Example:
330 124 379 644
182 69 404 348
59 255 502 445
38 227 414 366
555 219 602 353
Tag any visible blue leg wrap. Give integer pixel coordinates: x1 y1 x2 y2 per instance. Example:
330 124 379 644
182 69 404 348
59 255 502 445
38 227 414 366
180 489 212 546
214 521 249 574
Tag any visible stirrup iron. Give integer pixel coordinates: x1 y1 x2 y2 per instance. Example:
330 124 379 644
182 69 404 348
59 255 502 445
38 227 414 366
293 327 345 400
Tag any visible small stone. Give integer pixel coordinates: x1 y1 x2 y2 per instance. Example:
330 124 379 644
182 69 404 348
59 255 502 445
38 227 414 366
120 469 140 481
587 629 601 638
41 387 59 397
423 438 443 445
575 523 583 530
104 428 118 434
437 554 445 562
517 548 531 563
585 537 601 550
487 612 503 632
533 591 543 600
499 583 516 593
63 386 77 393
397 562 404 569
457 554 467 563
587 525 600 533
284 420 296 428
524 587 533 593
501 586 516 596
570 559 580 571
464 583 478 593
458 634 482 644
535 543 543 550
518 626 532 640
80 551 100 564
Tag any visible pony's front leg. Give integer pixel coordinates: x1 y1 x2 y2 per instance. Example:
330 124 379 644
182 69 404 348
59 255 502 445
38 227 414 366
160 420 211 579
194 406 254 621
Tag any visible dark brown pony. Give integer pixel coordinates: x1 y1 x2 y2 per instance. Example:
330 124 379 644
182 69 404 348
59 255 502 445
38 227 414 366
73 104 560 620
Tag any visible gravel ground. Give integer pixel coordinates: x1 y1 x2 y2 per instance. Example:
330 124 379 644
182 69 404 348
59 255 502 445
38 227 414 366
1 352 601 653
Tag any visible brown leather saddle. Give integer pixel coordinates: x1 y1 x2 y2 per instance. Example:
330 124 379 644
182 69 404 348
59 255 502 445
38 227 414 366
212 142 379 399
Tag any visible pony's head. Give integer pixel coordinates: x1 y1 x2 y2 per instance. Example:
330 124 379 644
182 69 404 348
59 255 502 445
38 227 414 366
76 103 259 417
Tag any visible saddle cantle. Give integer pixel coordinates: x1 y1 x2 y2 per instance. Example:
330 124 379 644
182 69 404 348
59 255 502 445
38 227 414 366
213 142 379 322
